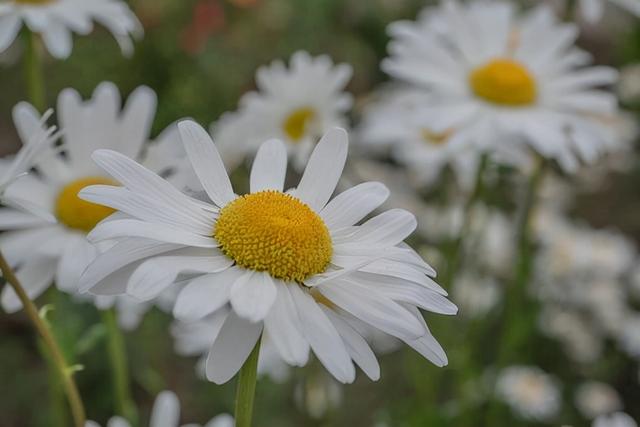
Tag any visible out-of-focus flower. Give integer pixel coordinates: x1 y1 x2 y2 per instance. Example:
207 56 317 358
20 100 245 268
294 372 344 419
180 0 225 55
80 123 455 384
575 381 623 420
0 83 183 313
495 365 561 421
213 51 353 171
452 273 501 318
85 390 234 427
593 412 638 427
618 314 640 358
383 1 621 172
0 0 142 59
579 0 640 23
538 308 604 363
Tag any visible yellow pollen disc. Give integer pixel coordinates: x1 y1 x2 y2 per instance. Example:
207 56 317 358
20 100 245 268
469 58 536 106
55 177 117 232
282 107 316 141
421 128 452 145
214 190 332 282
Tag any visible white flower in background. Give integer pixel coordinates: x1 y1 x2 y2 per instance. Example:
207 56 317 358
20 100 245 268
213 51 353 171
0 0 143 59
579 0 640 23
495 365 561 421
383 1 620 172
85 390 234 427
79 122 456 384
171 309 291 383
593 412 638 427
0 82 183 313
618 314 640 358
575 381 623 420
617 63 640 104
538 307 603 364
294 372 344 420
452 273 501 318
357 88 480 190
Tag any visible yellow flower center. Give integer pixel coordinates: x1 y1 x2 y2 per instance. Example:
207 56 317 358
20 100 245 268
282 107 316 141
469 58 536 106
55 177 117 232
14 0 55 5
421 128 452 145
214 190 332 282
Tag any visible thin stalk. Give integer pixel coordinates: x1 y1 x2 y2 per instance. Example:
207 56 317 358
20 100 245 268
0 250 85 427
444 153 488 287
22 29 46 111
101 308 138 426
234 338 262 427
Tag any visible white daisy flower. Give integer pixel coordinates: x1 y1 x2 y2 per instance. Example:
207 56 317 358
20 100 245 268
382 0 620 172
593 412 638 427
579 0 640 23
79 122 456 384
575 381 623 420
213 51 353 171
85 390 234 427
495 365 561 422
0 0 142 59
0 82 182 313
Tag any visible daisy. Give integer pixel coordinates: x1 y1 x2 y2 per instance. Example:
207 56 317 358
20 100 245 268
579 0 640 23
85 390 234 427
382 0 620 172
495 365 561 422
0 0 142 59
575 381 622 420
593 412 638 427
0 82 181 313
212 51 353 171
79 122 456 384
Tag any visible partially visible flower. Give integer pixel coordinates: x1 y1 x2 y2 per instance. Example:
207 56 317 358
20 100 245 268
617 63 640 104
495 365 561 422
538 307 603 364
579 0 640 23
294 372 343 419
213 51 353 171
618 314 640 358
452 273 501 318
593 412 638 427
0 0 143 59
383 1 621 172
575 382 623 420
85 390 234 427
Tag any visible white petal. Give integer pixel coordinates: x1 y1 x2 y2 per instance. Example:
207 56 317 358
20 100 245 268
149 391 180 427
205 311 263 384
0 14 21 53
40 21 73 59
88 219 218 248
1 257 56 313
320 182 389 229
348 209 417 246
288 283 355 383
230 271 277 323
294 128 348 211
250 139 287 193
178 121 235 207
117 86 157 160
56 237 97 292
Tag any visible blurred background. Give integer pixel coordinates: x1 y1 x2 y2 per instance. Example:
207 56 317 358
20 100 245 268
1 0 640 426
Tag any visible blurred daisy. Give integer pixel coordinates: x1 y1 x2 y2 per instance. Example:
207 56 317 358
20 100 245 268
85 390 234 427
575 381 622 420
452 273 501 318
579 0 640 23
593 412 638 427
495 365 561 421
0 0 143 59
383 1 620 172
79 122 456 384
0 82 183 313
213 51 353 171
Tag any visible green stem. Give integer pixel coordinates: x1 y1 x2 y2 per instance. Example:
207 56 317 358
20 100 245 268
22 29 46 112
0 250 86 427
444 153 488 288
101 308 138 426
234 338 262 427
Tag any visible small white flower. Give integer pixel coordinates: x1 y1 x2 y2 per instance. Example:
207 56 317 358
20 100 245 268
579 0 640 23
496 365 561 421
85 390 234 427
213 51 353 171
79 122 456 384
0 0 143 59
593 412 638 427
452 273 501 318
383 0 621 172
575 381 623 420
0 82 182 313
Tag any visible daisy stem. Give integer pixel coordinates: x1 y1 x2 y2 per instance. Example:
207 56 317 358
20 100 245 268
234 338 262 427
0 250 86 427
22 29 46 112
444 153 488 287
101 308 138 426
